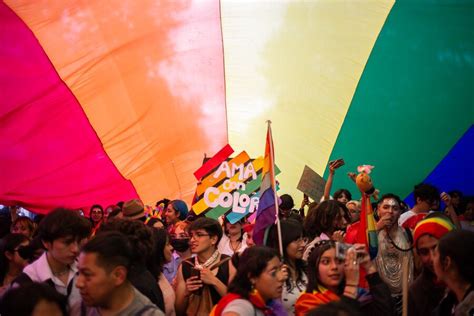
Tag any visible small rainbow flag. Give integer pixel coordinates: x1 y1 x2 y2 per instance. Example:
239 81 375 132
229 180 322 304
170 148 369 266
357 194 378 259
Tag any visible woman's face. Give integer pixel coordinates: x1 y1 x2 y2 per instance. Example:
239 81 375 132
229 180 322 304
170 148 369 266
11 222 33 238
332 208 349 231
337 194 349 204
90 208 103 223
317 247 345 290
163 237 173 263
286 237 306 260
252 256 286 301
225 222 242 236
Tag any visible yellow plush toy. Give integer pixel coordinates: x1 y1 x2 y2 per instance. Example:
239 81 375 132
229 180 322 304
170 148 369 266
348 165 379 200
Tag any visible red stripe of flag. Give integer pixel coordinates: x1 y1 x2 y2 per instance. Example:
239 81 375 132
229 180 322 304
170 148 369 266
193 144 234 180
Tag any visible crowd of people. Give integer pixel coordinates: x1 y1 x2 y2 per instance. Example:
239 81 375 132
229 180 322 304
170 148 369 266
0 162 472 316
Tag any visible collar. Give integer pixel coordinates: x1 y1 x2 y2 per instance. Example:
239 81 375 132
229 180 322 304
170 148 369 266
33 252 77 285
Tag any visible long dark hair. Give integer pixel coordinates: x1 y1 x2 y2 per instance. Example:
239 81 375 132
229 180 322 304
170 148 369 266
149 228 170 277
228 246 279 299
304 201 350 240
305 240 345 294
266 219 306 288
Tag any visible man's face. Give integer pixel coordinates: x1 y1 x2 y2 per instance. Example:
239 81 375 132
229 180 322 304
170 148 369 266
416 234 438 273
76 252 123 307
43 236 86 266
377 198 401 227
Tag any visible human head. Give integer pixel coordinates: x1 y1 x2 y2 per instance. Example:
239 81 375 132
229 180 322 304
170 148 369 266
333 189 352 204
306 240 344 293
164 200 188 225
304 201 350 239
76 231 133 308
345 200 361 223
11 216 36 239
223 217 244 239
169 221 190 254
0 233 30 281
37 208 91 266
433 230 474 286
188 217 222 254
146 217 164 229
0 282 67 316
227 246 285 301
447 190 463 209
98 218 153 267
266 219 306 262
413 183 440 211
279 194 295 218
413 213 456 273
376 193 402 228
121 199 146 221
243 223 255 247
89 204 104 224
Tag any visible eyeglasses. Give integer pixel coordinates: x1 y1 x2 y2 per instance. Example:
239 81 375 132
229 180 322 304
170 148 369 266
189 233 210 240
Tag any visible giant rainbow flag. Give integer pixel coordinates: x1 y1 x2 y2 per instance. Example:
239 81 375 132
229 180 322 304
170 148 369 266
1 1 472 214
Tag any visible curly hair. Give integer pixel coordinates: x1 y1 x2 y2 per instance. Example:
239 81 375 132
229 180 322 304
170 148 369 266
304 201 350 240
98 218 153 266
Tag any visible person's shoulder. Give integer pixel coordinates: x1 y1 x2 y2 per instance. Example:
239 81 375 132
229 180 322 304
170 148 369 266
222 298 255 314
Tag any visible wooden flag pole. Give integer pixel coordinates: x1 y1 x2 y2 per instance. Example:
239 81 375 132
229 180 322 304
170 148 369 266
266 120 284 258
402 255 409 316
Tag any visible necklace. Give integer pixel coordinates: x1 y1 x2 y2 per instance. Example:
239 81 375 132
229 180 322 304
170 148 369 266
230 239 241 253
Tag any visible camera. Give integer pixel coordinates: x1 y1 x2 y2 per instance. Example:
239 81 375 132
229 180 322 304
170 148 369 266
335 242 353 260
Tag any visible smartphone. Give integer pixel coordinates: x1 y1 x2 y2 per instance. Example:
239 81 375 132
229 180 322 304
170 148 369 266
329 158 345 167
335 242 352 260
190 267 201 280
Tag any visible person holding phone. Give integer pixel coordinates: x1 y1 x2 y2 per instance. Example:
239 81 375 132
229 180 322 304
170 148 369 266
174 217 236 315
295 240 392 316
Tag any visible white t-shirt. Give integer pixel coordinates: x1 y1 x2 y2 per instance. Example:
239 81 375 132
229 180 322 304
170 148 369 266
218 233 248 256
222 298 264 316
398 210 416 226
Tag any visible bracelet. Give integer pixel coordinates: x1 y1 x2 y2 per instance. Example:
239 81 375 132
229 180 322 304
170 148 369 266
345 283 358 287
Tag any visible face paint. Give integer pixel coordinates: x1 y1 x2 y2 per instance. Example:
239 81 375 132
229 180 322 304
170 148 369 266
385 199 397 207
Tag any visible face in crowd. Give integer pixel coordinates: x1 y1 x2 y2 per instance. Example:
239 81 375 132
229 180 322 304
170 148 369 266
377 198 401 229
251 256 286 302
90 207 103 224
164 205 180 225
76 252 126 308
189 229 218 254
317 246 345 290
416 234 438 273
43 236 87 266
